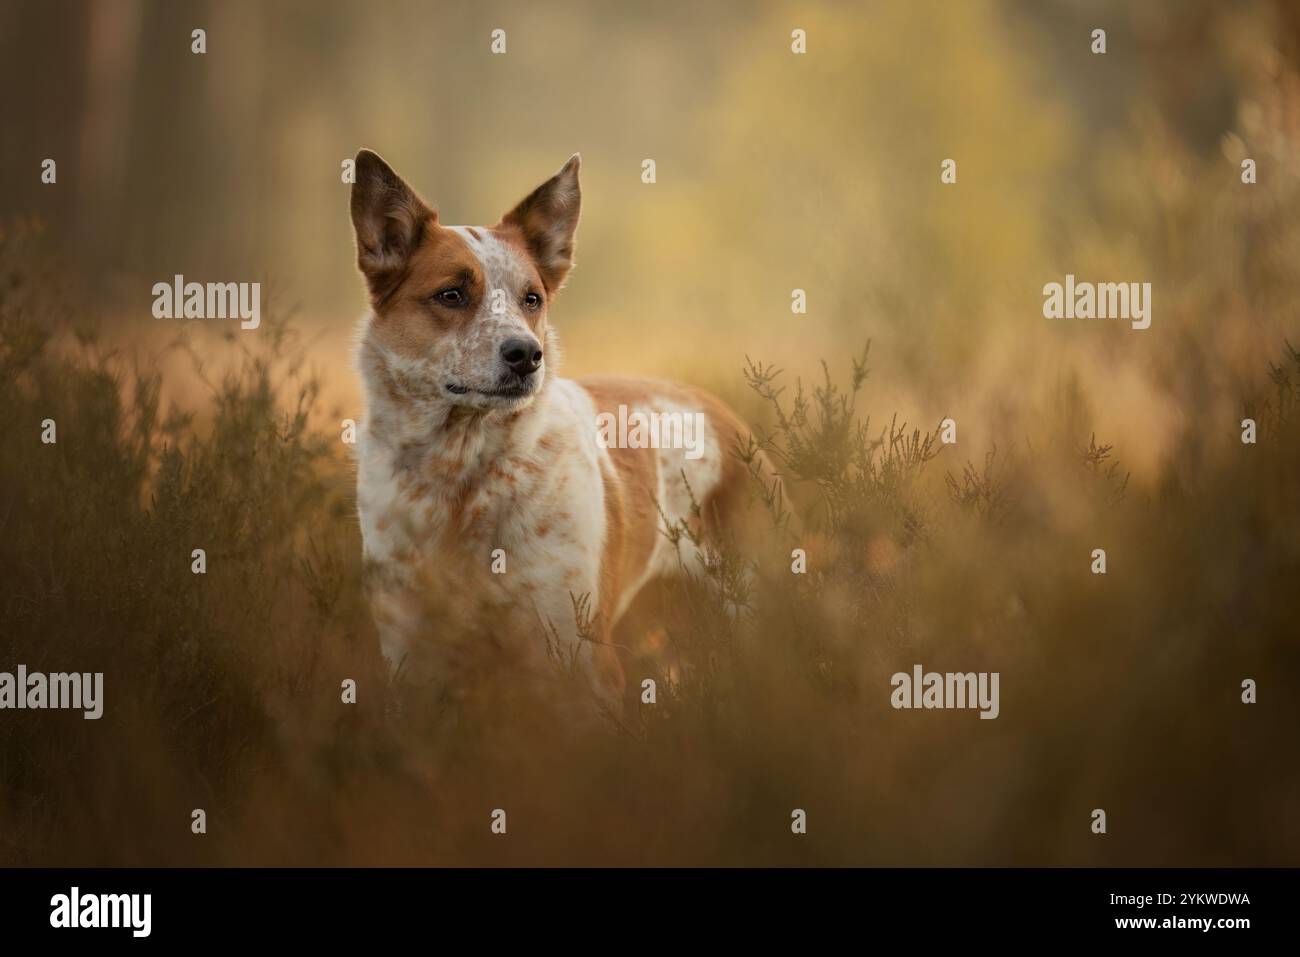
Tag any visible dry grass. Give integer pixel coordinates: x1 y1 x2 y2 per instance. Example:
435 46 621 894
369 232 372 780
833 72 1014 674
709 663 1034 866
1 218 1298 866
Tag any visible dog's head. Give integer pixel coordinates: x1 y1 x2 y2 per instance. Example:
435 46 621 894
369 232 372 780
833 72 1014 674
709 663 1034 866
350 150 580 413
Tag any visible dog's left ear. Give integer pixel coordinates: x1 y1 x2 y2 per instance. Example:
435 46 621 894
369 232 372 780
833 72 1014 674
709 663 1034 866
499 154 581 294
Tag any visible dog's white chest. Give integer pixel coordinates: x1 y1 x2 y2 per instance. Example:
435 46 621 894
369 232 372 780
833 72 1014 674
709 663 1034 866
356 379 608 628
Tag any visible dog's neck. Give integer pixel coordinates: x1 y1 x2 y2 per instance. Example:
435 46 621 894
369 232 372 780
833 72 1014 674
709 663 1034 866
357 337 552 484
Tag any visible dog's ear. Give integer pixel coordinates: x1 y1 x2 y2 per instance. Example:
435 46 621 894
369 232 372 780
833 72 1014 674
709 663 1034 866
350 150 435 300
499 154 581 294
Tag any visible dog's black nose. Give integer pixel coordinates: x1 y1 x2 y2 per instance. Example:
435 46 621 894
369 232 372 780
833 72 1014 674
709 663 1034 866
500 337 543 377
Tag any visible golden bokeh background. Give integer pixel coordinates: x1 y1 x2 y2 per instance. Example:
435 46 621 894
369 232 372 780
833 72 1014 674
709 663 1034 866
2 0 1299 867
4 0 1297 482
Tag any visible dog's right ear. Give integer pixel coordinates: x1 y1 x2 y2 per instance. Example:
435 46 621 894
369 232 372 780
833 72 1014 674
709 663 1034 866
350 150 435 300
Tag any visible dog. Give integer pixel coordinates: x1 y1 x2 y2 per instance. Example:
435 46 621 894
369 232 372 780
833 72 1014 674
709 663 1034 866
349 150 766 707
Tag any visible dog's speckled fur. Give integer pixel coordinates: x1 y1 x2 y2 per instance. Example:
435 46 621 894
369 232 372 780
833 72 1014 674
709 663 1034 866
350 151 758 704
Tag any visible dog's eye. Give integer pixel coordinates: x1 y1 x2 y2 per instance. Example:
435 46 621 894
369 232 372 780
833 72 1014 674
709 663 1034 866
523 292 543 310
433 288 465 307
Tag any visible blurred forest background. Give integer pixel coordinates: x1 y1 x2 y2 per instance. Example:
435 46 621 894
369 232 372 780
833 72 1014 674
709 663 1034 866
0 0 1298 865
0 0 1296 473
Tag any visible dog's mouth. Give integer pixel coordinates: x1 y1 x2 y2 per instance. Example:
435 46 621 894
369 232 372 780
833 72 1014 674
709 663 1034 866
445 381 535 400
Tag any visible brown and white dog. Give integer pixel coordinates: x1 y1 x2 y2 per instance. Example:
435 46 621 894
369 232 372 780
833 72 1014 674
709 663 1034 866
349 150 761 706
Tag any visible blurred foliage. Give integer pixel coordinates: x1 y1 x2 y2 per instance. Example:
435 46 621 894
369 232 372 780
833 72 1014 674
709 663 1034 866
1 212 1297 863
1 0 1299 865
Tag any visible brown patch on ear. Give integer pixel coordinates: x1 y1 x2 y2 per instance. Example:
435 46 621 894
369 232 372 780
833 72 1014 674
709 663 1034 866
497 154 581 294
351 150 436 302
